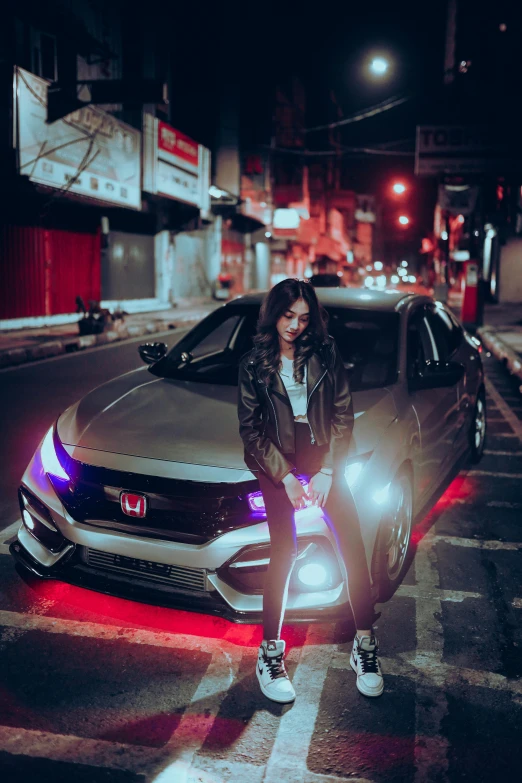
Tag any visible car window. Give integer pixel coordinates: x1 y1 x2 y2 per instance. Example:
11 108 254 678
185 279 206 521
425 304 463 361
191 314 242 359
326 308 399 389
151 305 399 390
407 308 437 379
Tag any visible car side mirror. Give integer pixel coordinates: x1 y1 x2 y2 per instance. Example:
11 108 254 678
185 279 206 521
409 360 465 391
138 342 168 364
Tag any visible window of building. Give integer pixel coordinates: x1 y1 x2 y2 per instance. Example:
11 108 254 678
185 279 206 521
32 31 57 81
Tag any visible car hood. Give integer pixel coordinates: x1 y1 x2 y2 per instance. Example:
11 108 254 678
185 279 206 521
57 367 397 471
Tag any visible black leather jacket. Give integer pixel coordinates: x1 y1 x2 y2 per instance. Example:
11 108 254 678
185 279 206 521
237 339 354 485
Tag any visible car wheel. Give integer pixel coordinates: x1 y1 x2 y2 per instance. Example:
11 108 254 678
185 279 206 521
372 469 413 603
469 389 486 464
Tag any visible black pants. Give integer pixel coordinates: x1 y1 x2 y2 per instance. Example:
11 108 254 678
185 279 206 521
258 422 375 640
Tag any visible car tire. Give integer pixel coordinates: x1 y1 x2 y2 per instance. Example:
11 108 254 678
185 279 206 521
371 468 414 604
468 389 486 464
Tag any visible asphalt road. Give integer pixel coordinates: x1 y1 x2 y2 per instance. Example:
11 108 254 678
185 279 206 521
1 342 522 782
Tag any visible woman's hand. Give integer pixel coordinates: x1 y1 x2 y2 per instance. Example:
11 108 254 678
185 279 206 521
282 473 309 510
308 472 332 507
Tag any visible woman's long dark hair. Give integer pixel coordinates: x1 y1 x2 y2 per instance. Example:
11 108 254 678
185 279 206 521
253 279 329 386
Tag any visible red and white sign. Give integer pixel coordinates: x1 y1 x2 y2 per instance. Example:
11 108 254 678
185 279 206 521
120 492 148 518
158 121 199 172
144 115 210 212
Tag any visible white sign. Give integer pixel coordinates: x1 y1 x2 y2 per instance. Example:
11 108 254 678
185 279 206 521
143 114 210 212
157 159 199 203
273 208 300 229
15 67 141 208
415 125 508 176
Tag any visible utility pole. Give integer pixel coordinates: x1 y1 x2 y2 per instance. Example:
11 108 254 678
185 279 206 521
444 0 458 84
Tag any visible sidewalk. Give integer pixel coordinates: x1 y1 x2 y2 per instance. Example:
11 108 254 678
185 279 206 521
478 302 522 391
0 300 219 369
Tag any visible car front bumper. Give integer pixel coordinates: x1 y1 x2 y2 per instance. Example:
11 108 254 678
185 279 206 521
12 446 361 623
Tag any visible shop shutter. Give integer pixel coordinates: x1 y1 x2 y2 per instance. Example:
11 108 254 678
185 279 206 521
0 225 100 320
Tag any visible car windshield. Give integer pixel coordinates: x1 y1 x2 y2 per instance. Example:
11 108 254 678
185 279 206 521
150 304 400 390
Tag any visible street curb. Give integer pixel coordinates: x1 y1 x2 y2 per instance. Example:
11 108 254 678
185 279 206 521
0 315 204 369
477 327 522 393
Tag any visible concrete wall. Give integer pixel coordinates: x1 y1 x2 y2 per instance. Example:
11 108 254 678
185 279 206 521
499 237 522 303
170 218 222 301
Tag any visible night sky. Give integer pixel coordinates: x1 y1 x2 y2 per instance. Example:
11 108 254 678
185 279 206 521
158 0 449 236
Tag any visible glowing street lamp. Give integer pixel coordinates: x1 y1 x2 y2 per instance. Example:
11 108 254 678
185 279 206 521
370 57 389 76
398 215 410 226
392 182 406 195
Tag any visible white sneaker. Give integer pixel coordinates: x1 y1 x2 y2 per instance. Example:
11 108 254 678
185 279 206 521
256 639 296 704
350 634 384 697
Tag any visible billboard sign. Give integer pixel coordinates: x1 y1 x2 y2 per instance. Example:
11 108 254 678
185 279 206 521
415 125 520 176
15 67 141 209
416 125 522 176
144 115 210 212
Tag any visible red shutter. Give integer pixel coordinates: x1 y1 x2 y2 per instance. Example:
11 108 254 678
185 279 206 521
0 225 101 319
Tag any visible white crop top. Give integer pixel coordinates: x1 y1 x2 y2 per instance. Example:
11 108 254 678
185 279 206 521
279 354 308 422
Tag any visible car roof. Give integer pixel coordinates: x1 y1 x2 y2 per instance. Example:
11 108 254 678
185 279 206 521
227 287 422 312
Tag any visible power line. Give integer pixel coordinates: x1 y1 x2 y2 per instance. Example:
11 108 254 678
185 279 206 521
305 94 413 133
262 144 414 157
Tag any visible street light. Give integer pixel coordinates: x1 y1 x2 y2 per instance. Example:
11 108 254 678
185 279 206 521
370 57 389 76
398 215 410 226
392 182 406 195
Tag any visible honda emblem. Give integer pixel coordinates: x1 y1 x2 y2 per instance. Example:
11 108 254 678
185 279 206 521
120 492 147 518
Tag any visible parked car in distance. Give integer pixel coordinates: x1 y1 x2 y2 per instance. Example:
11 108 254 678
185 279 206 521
308 273 342 288
11 289 486 622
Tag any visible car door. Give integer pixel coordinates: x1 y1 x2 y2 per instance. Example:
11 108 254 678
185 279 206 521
406 306 459 503
425 303 469 450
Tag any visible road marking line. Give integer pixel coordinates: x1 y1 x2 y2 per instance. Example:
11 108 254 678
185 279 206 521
426 534 522 551
484 449 522 456
513 598 522 609
467 469 522 479
264 625 336 783
166 647 241 766
0 520 21 544
330 653 522 696
0 610 242 658
0 726 163 773
412 536 450 782
487 500 522 509
396 584 482 602
0 544 10 556
485 377 522 442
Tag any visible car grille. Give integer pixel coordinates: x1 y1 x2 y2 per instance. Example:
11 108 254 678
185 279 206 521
83 547 208 592
51 434 259 544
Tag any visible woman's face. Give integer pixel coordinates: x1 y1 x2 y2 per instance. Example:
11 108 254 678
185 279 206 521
276 297 310 346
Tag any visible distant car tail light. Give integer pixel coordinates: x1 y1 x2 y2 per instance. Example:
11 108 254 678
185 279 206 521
41 426 70 481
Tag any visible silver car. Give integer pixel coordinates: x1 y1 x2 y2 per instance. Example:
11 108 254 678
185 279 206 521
11 289 486 621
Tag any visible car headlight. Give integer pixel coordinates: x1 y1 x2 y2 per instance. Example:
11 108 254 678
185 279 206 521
344 452 372 489
40 426 70 481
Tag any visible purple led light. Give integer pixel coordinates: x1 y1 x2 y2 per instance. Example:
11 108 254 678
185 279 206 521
247 476 309 514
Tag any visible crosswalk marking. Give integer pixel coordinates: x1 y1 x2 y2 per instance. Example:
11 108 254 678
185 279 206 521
412 536 450 781
264 625 336 783
485 377 522 441
426 534 522 551
484 449 522 456
468 469 522 479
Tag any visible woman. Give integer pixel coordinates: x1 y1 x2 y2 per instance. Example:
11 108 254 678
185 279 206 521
238 279 383 703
